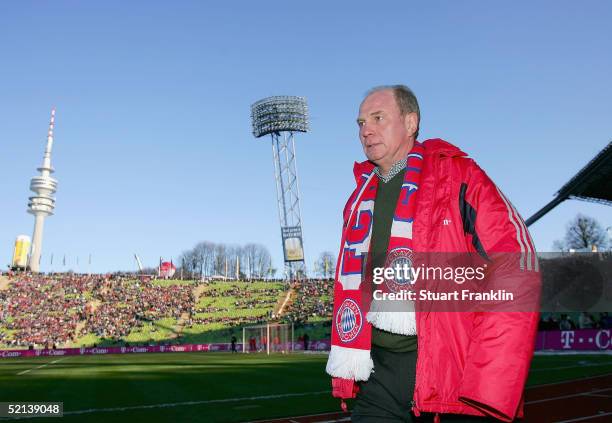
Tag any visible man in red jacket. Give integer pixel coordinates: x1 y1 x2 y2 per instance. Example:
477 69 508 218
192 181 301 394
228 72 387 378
326 85 540 422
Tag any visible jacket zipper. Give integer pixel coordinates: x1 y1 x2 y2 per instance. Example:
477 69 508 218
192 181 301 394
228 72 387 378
413 153 442 417
411 151 442 423
428 153 440 248
412 312 423 416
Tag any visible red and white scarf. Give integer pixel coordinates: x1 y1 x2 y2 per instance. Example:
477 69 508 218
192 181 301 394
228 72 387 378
326 143 424 381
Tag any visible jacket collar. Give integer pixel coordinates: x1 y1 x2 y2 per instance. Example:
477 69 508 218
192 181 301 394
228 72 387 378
352 138 467 183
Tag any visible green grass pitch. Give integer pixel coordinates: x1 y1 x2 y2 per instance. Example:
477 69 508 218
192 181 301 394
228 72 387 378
0 352 611 422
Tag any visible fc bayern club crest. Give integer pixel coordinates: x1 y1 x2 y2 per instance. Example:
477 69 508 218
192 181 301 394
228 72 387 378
335 299 363 343
384 247 415 293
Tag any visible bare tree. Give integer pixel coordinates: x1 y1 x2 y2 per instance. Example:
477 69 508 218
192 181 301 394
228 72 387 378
193 241 215 279
314 251 335 279
214 243 227 277
225 244 241 279
553 214 609 251
260 245 273 279
178 249 198 279
243 243 256 280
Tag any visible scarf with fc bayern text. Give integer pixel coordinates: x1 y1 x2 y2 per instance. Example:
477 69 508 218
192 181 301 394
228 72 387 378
325 142 424 383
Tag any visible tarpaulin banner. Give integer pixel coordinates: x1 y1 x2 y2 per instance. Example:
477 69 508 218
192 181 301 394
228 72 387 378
535 329 612 351
0 342 236 358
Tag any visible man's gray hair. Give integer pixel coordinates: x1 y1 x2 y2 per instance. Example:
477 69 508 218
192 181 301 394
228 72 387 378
366 85 420 138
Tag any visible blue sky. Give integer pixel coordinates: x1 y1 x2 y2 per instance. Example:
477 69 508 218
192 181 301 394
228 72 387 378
1 1 611 273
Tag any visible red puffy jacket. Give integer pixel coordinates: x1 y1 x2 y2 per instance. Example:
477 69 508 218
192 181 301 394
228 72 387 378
332 139 540 421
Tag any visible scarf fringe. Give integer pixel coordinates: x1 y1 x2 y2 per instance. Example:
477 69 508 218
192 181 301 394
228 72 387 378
326 345 374 381
367 310 418 335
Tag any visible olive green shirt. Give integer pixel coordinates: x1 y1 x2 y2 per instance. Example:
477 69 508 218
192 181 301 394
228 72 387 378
370 168 418 352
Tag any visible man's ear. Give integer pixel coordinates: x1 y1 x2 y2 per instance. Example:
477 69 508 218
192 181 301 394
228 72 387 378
403 112 418 138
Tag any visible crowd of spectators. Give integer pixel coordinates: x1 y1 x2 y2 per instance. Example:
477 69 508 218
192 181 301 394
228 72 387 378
1 275 287 349
538 312 612 331
186 284 282 329
0 273 193 348
284 278 333 324
80 278 193 342
0 273 100 348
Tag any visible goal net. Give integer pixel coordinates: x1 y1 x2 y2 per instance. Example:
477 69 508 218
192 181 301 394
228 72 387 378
242 323 292 354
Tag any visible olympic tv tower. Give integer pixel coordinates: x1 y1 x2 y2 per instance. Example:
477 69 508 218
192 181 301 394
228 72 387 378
27 109 58 273
251 96 308 280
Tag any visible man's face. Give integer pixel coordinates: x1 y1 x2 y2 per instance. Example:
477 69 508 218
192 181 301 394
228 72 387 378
357 90 415 171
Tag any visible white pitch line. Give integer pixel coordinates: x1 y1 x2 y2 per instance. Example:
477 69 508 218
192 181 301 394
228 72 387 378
531 363 612 372
526 372 612 389
249 411 349 423
60 391 328 417
526 388 612 405
16 357 66 376
233 405 260 410
584 393 612 398
555 411 612 423
0 391 330 420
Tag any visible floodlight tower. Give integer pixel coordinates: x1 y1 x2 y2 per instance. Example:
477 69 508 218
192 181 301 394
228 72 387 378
251 96 309 280
27 108 58 273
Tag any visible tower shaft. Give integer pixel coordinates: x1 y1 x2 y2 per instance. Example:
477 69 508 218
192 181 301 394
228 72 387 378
271 132 305 279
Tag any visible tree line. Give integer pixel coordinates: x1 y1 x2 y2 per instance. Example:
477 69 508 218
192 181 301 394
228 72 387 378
179 241 275 280
174 243 337 280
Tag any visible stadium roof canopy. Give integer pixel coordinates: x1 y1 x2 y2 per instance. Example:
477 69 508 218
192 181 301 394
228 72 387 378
526 141 612 226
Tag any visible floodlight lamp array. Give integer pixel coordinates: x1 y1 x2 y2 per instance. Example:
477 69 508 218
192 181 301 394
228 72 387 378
251 96 309 138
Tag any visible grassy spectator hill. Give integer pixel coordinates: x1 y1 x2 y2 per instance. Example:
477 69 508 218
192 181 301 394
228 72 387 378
0 274 333 349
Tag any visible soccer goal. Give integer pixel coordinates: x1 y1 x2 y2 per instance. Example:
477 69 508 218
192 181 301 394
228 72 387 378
242 323 293 354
